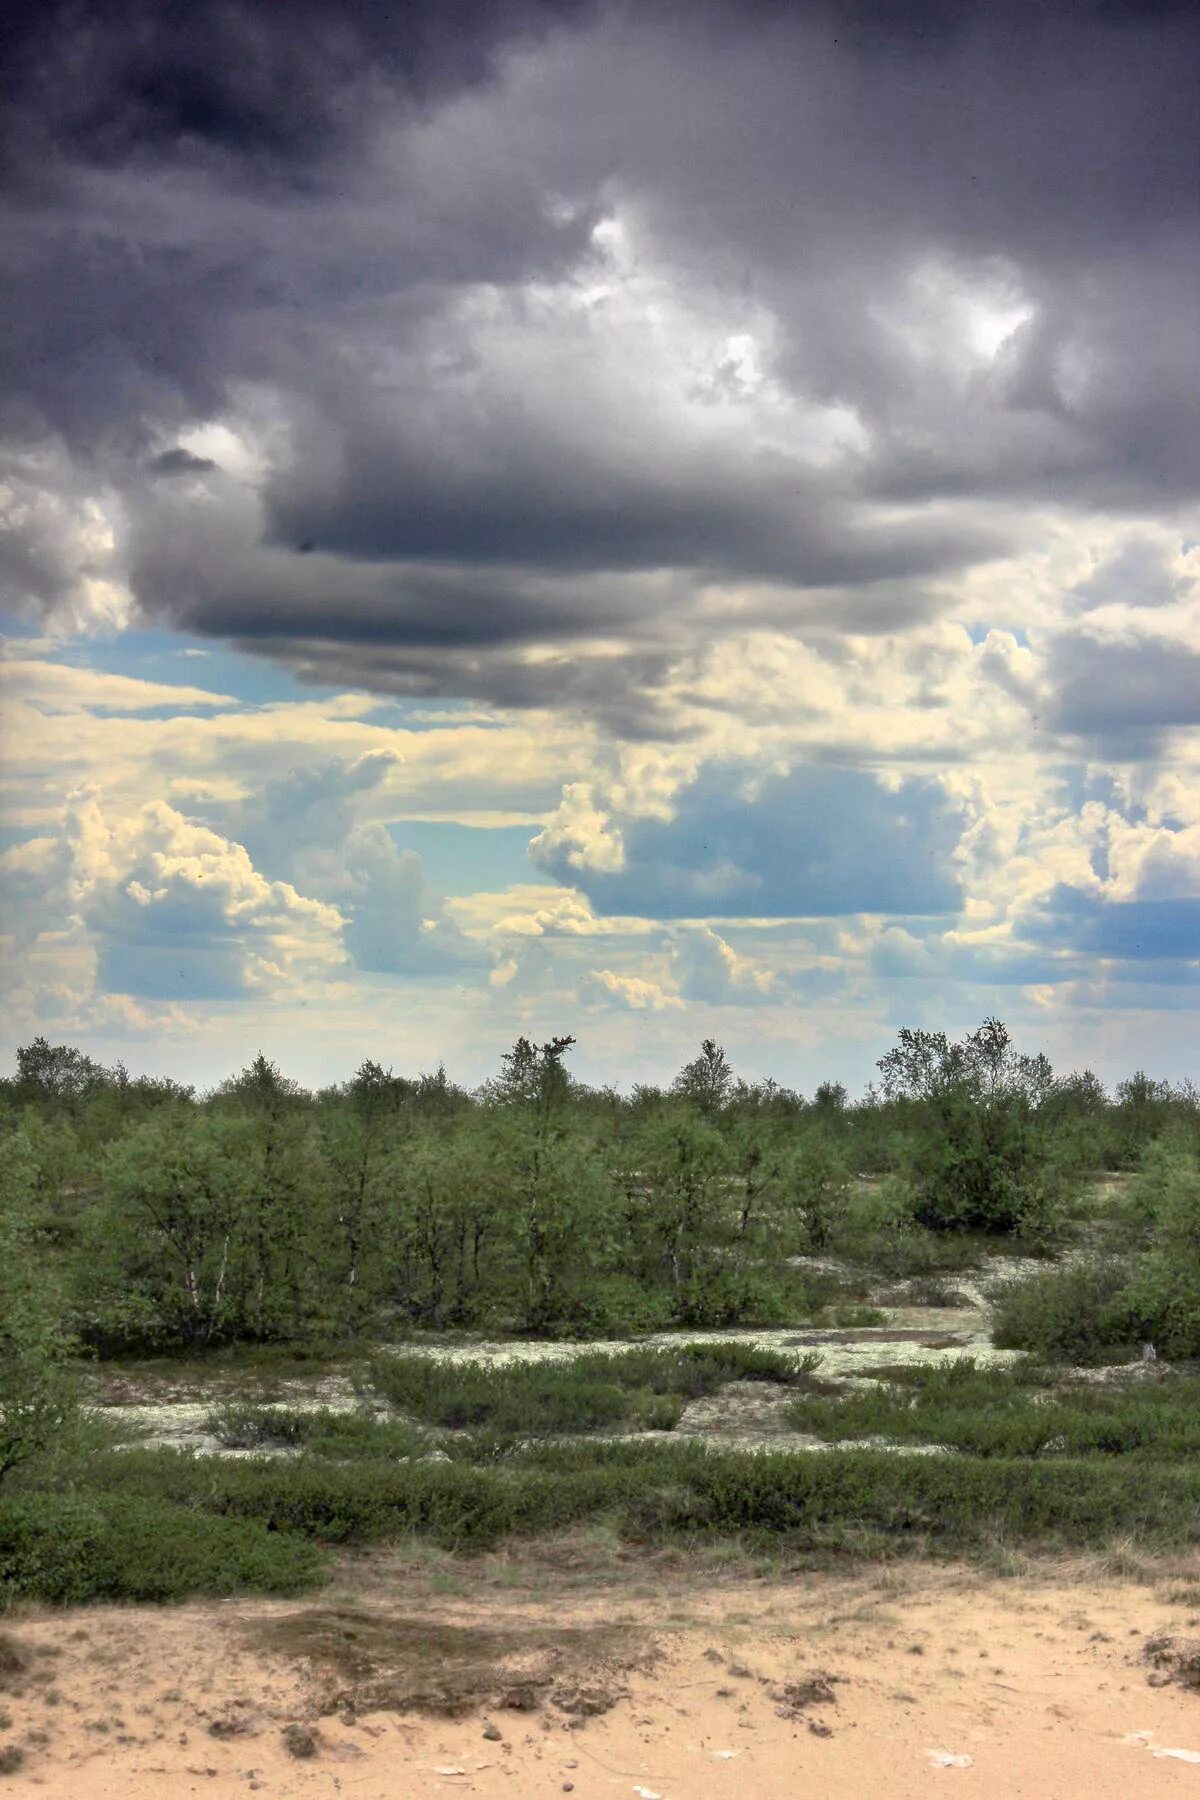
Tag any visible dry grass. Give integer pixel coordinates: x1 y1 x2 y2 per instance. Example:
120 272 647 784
250 1601 650 1719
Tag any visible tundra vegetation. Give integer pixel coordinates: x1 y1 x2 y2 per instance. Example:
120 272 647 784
0 1021 1198 1608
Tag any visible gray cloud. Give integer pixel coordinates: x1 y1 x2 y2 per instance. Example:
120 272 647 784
1070 536 1195 612
1 0 1197 715
1047 634 1200 746
532 763 966 918
1025 886 1200 965
217 753 488 976
149 448 218 476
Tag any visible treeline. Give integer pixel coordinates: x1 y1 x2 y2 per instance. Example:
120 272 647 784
1 1023 1197 1354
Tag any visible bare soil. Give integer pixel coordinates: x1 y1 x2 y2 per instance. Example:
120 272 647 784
4 1549 1200 1797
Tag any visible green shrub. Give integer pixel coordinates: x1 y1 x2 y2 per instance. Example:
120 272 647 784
204 1404 424 1459
368 1357 631 1435
0 1493 321 1605
45 1432 1200 1558
786 1360 1200 1459
1122 1143 1200 1358
206 1403 315 1448
0 1131 78 1482
990 1261 1138 1363
831 1181 982 1276
367 1344 814 1436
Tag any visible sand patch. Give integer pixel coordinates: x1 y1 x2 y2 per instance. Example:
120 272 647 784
4 1558 1200 1795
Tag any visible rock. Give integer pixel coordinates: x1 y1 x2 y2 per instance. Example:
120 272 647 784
208 1714 254 1739
482 1721 502 1741
552 1686 619 1717
1144 1635 1200 1691
499 1684 542 1711
281 1724 317 1759
773 1672 840 1718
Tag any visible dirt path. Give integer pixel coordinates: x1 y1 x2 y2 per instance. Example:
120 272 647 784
4 1558 1200 1797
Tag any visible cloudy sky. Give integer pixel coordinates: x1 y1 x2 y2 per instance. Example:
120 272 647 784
1 0 1197 1093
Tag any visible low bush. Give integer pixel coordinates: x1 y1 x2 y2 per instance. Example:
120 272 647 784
830 1183 983 1278
786 1360 1200 1459
206 1403 315 1448
366 1344 814 1437
204 1404 423 1459
39 1434 1200 1558
990 1261 1139 1363
367 1357 632 1435
1121 1143 1200 1358
876 1278 971 1309
0 1492 322 1605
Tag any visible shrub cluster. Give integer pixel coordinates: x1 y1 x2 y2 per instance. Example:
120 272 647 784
8 1019 1187 1352
29 1439 1200 1558
367 1343 817 1437
991 1140 1200 1362
0 1492 321 1606
787 1358 1200 1458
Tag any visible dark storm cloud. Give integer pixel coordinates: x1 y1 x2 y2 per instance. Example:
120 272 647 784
1 0 1197 709
1047 634 1200 743
149 448 217 476
1 0 596 168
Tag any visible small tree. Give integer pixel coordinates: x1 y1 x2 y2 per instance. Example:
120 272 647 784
483 1037 615 1330
671 1040 735 1116
0 1131 76 1481
876 1019 1072 1237
786 1128 852 1252
625 1105 734 1322
15 1036 106 1106
95 1108 252 1348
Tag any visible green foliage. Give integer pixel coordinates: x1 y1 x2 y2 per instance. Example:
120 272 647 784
671 1039 735 1115
830 1179 981 1276
783 1128 852 1252
369 1356 635 1434
990 1260 1139 1363
368 1343 813 1437
42 1439 1200 1557
84 1108 253 1350
1122 1140 1200 1357
787 1359 1200 1458
0 1132 78 1483
0 1492 321 1604
204 1404 424 1459
876 1020 1079 1238
993 1142 1200 1363
3 1025 1196 1352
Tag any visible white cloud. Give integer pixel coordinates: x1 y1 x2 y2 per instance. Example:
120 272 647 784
670 927 779 1004
0 654 236 713
583 968 684 1011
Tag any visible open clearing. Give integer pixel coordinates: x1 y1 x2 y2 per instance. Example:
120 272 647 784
87 1261 1023 1458
5 1552 1200 1797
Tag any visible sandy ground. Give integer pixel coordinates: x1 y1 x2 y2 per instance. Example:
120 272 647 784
5 1555 1200 1799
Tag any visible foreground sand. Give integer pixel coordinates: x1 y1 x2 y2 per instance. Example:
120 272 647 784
4 1553 1200 1798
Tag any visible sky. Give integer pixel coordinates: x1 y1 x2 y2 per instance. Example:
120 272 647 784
0 0 1197 1095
